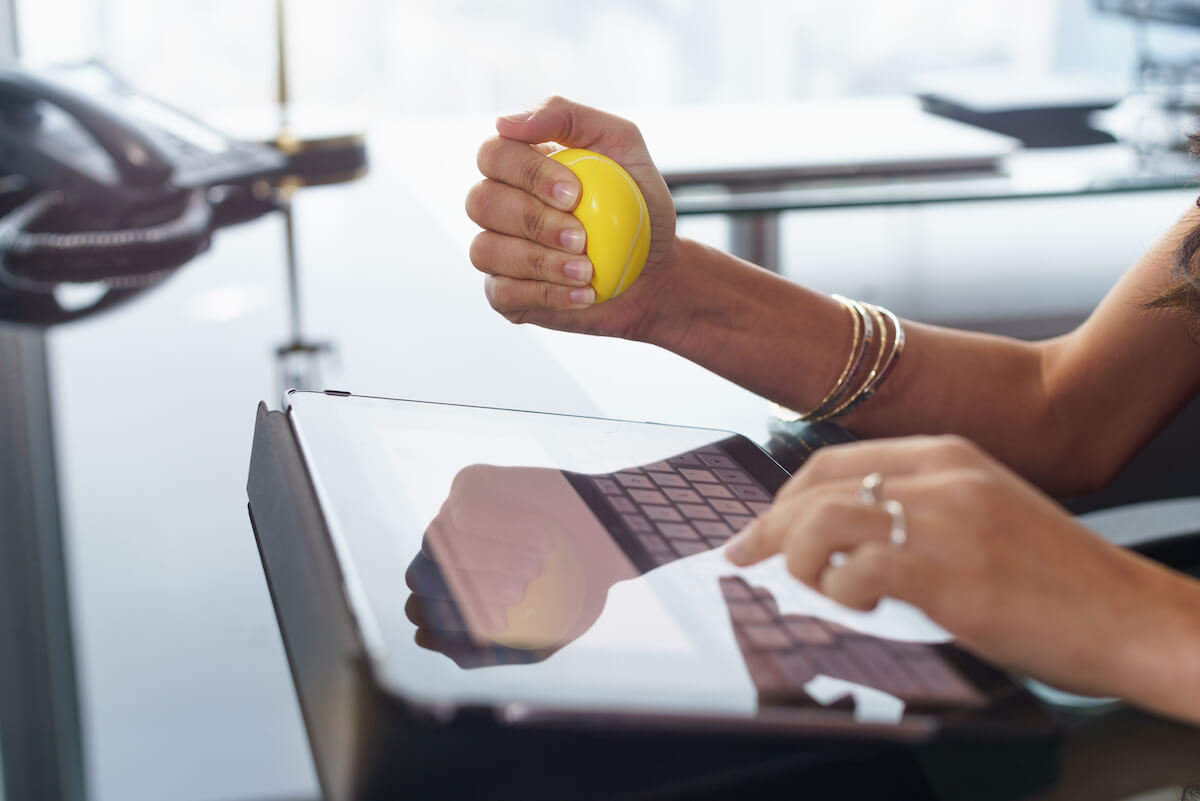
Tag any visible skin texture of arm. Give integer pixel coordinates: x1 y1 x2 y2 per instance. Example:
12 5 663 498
641 210 1200 495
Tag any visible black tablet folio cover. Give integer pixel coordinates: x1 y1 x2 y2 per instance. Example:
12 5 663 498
246 400 1056 801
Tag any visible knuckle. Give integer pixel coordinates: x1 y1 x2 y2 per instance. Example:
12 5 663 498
946 467 999 508
522 204 548 241
535 279 555 309
475 136 502 173
784 546 810 582
618 118 644 144
807 491 846 525
854 542 895 585
468 232 492 271
519 155 547 195
464 180 490 222
926 434 980 467
534 247 557 281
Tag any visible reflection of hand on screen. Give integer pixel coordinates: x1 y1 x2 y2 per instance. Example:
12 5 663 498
407 464 638 665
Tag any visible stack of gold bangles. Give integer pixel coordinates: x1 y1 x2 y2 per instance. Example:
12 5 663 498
774 294 906 423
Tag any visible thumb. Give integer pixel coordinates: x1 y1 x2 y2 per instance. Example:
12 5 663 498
496 95 644 155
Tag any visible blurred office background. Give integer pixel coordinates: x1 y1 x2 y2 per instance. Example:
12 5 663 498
13 0 1200 112
17 0 1199 333
3 4 1200 801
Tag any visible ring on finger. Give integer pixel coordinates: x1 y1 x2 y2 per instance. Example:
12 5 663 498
859 472 884 506
884 499 907 547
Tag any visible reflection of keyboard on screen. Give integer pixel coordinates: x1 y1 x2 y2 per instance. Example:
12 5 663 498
720 577 987 710
570 443 776 573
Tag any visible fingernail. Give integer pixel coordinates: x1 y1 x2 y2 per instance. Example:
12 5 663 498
560 228 585 253
500 110 534 123
562 260 592 283
725 531 750 565
568 287 595 307
551 181 578 209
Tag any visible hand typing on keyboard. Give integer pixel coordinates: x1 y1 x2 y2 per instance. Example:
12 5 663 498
725 435 1200 718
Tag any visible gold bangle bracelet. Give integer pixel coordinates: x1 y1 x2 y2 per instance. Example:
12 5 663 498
839 303 906 415
790 296 859 419
813 303 889 421
799 295 875 421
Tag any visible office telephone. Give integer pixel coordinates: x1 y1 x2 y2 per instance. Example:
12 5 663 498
0 63 287 325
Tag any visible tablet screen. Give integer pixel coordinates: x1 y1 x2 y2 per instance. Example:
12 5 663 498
287 391 1005 728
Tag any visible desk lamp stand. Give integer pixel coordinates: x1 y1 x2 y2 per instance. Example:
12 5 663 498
269 0 367 396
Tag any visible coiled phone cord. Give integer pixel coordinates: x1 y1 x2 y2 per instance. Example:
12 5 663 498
0 187 213 293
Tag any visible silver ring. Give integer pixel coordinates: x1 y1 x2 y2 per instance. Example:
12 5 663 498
884 499 907 547
859 472 884 506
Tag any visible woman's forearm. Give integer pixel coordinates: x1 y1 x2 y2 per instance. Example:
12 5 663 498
1110 555 1200 725
635 237 1075 490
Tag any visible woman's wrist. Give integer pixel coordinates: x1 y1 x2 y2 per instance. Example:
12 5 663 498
627 236 706 350
1098 555 1200 723
630 236 853 413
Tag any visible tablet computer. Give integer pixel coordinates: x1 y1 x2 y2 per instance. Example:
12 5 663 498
247 390 1058 801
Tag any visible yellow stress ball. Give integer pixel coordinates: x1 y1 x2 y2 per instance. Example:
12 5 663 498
549 148 650 303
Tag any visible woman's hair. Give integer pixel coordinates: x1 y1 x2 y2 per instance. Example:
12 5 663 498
1146 133 1200 315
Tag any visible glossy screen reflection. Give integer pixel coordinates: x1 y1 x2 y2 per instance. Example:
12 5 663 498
290 392 983 723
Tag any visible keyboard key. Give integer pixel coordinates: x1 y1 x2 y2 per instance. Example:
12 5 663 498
719 577 754 601
729 602 772 624
663 488 703 504
783 618 834 646
671 540 710 557
696 483 734 499
649 550 677 566
704 535 731 548
678 503 719 521
743 652 788 694
752 590 779 615
769 651 818 686
807 649 875 687
743 622 792 650
592 478 622 496
609 496 636 514
668 453 703 467
731 484 772 501
656 522 700 541
695 520 734 537
637 533 673 554
747 501 773 515
679 467 717 483
714 468 752 483
617 473 655 489
842 639 920 696
643 461 676 473
902 654 985 706
710 499 749 515
822 621 857 637
649 472 687 488
883 640 932 657
644 505 684 522
621 514 653 533
698 453 738 469
724 515 755 531
628 489 667 505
